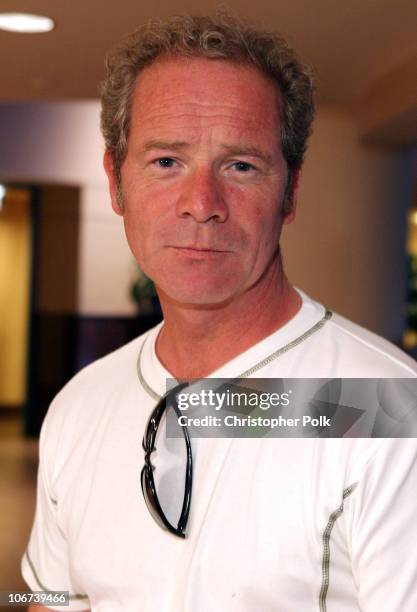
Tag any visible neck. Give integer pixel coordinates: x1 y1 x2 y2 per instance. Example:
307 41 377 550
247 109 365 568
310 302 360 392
155 258 301 379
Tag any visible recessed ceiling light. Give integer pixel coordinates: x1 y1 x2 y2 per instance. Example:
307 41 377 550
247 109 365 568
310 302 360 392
0 13 54 33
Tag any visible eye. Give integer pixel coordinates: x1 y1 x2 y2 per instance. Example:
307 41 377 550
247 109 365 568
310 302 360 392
154 157 177 168
231 161 255 173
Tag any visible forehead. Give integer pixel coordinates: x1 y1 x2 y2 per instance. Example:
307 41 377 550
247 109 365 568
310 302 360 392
128 56 282 146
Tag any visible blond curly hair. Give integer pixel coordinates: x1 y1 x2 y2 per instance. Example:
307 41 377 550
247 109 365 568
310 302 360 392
100 12 315 209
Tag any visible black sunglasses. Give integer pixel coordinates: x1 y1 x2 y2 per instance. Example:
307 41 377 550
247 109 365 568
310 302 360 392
141 382 193 538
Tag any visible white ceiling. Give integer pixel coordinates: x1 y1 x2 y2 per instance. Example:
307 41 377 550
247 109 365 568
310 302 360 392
0 0 416 106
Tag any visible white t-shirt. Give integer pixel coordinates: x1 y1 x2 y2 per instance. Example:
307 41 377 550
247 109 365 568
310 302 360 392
22 290 417 611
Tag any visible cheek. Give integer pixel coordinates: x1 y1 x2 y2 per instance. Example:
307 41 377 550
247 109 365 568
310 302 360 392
123 182 179 239
122 214 145 263
122 195 156 257
249 203 285 262
237 197 283 243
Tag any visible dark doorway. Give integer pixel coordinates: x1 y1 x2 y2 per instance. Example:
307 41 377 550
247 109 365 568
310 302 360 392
25 184 81 436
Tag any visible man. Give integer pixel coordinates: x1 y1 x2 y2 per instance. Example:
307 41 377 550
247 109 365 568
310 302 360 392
23 13 417 612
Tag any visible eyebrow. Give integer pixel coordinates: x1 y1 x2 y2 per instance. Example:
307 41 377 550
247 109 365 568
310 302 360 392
143 140 273 165
143 140 190 151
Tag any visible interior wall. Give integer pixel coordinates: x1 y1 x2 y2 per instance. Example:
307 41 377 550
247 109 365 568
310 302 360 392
78 185 136 316
0 102 104 185
0 101 136 318
281 107 415 341
0 101 414 342
0 189 31 406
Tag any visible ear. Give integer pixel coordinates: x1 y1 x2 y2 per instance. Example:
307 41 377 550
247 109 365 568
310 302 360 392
103 150 124 216
283 169 301 225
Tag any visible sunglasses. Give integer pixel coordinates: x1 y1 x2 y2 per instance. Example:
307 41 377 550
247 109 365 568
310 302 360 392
141 382 193 538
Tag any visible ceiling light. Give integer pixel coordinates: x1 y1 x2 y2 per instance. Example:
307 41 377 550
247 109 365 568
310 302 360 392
0 13 54 33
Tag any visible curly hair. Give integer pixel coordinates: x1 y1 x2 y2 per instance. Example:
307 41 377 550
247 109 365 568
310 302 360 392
100 12 315 209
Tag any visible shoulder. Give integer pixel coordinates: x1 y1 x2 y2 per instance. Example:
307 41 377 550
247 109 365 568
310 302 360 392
40 326 158 446
322 312 417 376
287 290 416 377
55 331 144 400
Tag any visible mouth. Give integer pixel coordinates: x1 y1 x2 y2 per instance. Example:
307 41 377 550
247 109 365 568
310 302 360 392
169 246 231 258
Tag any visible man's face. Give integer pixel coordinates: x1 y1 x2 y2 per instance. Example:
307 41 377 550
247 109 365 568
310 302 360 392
105 56 296 306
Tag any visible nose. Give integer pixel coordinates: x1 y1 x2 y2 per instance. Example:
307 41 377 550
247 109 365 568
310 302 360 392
175 167 228 223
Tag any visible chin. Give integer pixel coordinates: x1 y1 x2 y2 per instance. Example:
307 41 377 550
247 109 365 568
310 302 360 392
156 280 242 309
141 256 249 308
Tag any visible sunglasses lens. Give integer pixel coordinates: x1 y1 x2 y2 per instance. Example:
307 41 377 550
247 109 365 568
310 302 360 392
141 466 169 530
150 400 188 528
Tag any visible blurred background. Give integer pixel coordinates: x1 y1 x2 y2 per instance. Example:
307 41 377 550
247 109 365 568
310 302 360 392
0 0 416 603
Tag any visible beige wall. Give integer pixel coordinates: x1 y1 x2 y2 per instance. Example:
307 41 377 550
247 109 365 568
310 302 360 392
78 185 137 316
0 189 31 406
282 106 413 341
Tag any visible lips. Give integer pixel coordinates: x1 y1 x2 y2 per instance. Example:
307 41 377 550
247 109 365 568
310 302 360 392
169 246 230 258
170 246 230 253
